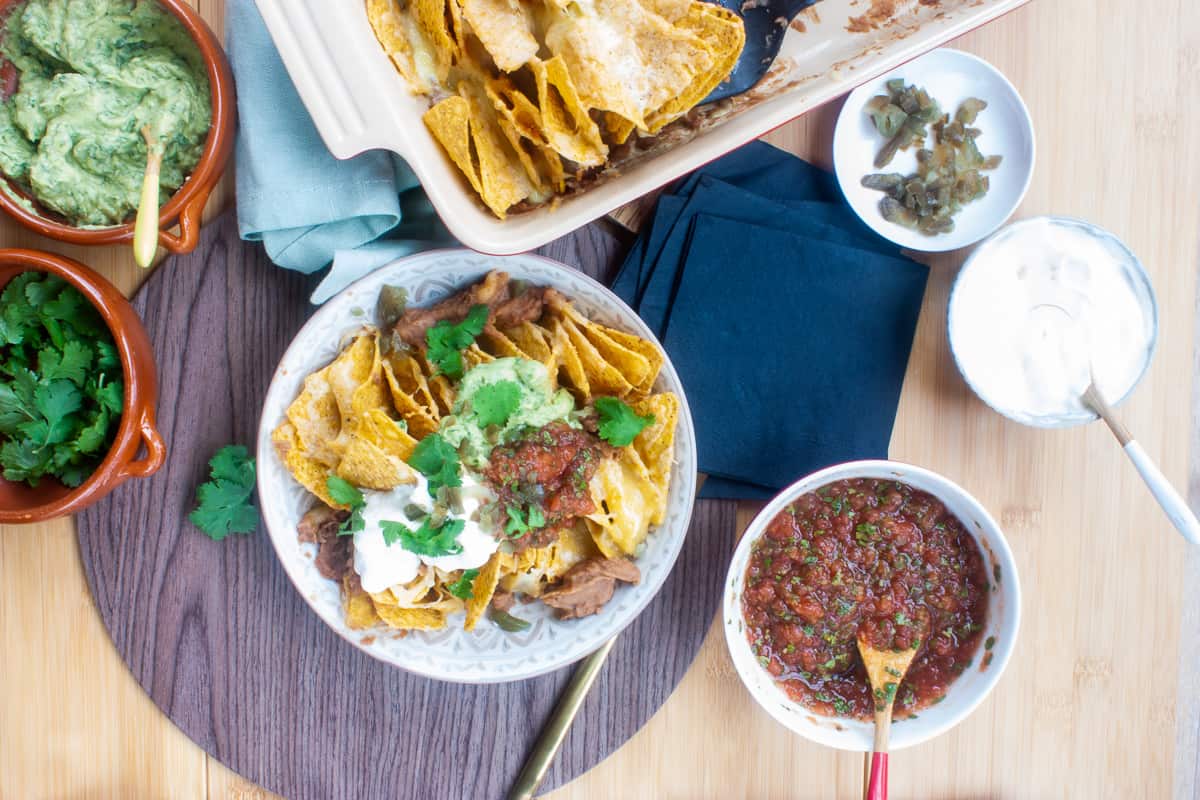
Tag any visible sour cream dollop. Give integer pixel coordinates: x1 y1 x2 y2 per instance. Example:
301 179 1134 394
949 218 1156 424
352 472 499 593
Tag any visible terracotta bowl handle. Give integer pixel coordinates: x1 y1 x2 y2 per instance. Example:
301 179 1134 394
114 408 167 483
156 182 211 254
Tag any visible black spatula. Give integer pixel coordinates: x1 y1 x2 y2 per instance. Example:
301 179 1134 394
703 0 821 102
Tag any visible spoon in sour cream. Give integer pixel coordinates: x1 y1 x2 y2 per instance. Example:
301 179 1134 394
1081 379 1200 545
132 125 164 269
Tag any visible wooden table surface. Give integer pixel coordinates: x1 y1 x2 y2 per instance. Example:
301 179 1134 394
3 1 1200 798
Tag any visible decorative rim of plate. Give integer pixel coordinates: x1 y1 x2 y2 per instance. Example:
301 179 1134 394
256 249 699 683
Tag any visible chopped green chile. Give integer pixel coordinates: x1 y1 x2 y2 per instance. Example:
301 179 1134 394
377 285 409 329
490 609 532 632
862 81 1001 236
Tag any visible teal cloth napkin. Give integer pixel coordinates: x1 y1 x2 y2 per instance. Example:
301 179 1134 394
227 0 451 303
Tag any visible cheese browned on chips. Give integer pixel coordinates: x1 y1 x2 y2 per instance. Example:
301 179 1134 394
364 0 744 217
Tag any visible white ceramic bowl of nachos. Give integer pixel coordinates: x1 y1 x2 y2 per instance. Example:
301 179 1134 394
256 249 698 682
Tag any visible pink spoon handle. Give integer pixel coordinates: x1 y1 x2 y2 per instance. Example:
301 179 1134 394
866 752 888 800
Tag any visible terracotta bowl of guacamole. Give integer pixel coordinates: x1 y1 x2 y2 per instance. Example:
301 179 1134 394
0 249 166 523
0 0 233 254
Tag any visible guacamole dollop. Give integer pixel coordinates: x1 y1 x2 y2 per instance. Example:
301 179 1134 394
441 358 576 468
0 0 211 226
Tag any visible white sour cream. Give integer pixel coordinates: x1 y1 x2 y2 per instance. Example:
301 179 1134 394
353 473 499 593
949 218 1156 424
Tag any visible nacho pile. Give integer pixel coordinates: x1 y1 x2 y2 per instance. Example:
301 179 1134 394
273 271 679 634
365 0 745 217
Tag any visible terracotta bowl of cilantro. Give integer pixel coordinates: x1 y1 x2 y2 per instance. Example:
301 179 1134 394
0 249 165 523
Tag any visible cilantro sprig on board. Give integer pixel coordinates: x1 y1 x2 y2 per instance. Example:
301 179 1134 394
189 445 258 540
425 305 489 380
0 273 124 487
594 397 655 447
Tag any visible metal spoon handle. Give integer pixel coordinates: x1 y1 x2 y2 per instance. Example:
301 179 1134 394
507 638 617 800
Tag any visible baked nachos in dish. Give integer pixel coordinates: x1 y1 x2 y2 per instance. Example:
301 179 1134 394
271 271 679 633
364 0 745 217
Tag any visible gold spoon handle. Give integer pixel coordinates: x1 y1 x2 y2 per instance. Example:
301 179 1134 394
507 637 617 800
133 127 163 269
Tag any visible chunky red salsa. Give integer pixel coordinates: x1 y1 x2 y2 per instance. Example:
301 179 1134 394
742 478 989 719
482 422 605 549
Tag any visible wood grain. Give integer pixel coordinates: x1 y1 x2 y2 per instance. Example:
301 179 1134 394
3 1 1200 798
73 212 735 800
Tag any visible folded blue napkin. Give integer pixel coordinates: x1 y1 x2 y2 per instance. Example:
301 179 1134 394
611 143 929 499
227 0 452 303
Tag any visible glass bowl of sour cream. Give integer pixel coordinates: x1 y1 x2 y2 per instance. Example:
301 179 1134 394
947 216 1158 428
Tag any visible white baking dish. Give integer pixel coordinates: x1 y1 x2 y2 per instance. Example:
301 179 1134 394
254 0 1029 254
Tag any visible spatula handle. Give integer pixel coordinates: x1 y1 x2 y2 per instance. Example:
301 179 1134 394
866 752 888 800
1124 441 1200 545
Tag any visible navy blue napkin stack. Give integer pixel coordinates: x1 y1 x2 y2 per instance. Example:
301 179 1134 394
611 141 930 500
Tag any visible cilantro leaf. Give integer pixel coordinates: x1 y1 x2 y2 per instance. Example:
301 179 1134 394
471 379 521 428
38 340 92 385
504 504 546 539
447 568 479 599
425 304 489 379
381 516 465 557
594 397 655 446
407 433 461 496
326 475 367 536
188 445 258 540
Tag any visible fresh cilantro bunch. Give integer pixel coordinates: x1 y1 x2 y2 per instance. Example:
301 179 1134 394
425 304 489 379
594 397 655 447
189 445 258 540
0 273 124 487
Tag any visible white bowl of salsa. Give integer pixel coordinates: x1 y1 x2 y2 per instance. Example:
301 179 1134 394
722 460 1020 751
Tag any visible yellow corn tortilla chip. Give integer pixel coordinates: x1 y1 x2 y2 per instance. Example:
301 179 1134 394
388 353 440 420
366 0 428 93
412 0 459 82
531 56 607 167
359 409 419 460
632 392 677 519
374 603 447 630
464 553 503 631
382 360 440 438
335 433 416 490
285 370 343 468
586 451 658 555
604 111 636 146
453 85 535 218
550 318 591 399
559 316 634 397
646 2 744 132
344 577 382 629
463 343 497 368
543 0 712 130
589 322 664 392
502 321 556 372
273 421 340 507
326 333 379 420
575 320 654 394
425 95 485 197
460 0 538 72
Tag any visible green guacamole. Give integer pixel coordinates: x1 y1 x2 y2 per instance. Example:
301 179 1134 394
441 358 576 468
0 0 211 227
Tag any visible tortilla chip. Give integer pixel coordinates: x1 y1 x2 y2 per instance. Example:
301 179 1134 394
344 576 382 629
325 334 379 420
464 553 503 631
359 409 419 461
543 0 712 130
463 343 497 369
530 56 607 167
604 111 636 146
460 0 538 72
335 433 416 490
388 352 440 420
586 452 658 555
559 316 634 397
273 421 340 507
632 392 677 519
589 322 664 392
382 360 440 438
502 321 556 372
550 318 590 399
424 95 486 197
576 322 654 394
412 0 459 82
285 370 343 468
646 2 744 132
366 0 428 93
461 86 536 218
374 603 447 630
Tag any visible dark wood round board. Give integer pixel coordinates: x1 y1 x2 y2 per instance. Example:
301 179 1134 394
76 212 736 800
